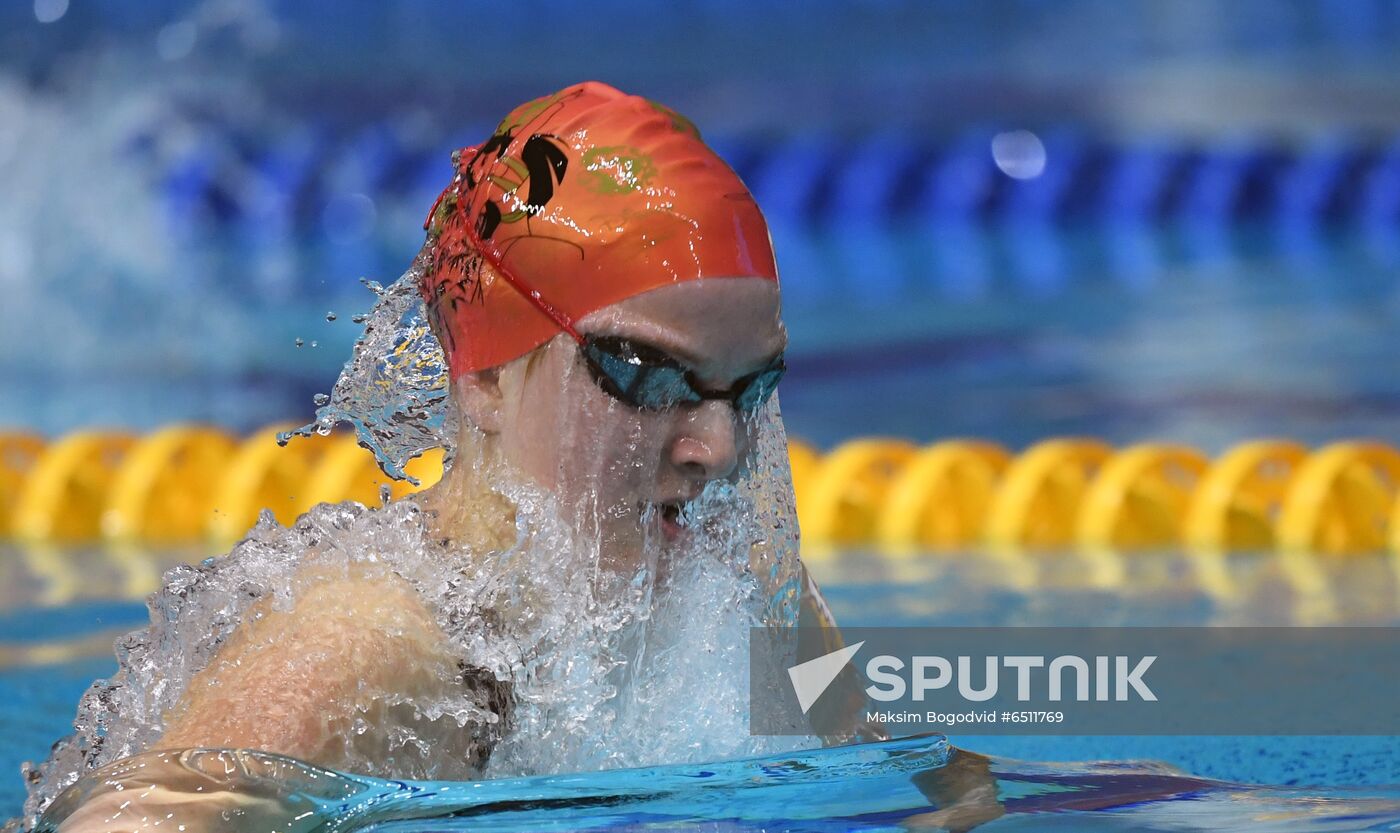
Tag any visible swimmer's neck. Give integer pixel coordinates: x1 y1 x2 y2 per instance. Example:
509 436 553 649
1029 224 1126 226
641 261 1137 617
408 432 518 555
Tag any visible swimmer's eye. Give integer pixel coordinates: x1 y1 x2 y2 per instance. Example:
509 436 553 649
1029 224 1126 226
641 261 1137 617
579 335 785 415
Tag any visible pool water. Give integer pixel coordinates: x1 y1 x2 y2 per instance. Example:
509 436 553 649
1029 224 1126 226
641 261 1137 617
10 191 1400 830
35 737 1400 833
4 550 1399 826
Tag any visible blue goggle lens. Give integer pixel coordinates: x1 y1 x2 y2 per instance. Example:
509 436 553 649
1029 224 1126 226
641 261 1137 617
581 336 783 414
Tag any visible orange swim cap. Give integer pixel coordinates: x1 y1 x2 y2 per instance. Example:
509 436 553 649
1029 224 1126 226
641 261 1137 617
420 81 778 376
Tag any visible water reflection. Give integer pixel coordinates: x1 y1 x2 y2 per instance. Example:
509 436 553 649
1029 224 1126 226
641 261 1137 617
818 549 1400 628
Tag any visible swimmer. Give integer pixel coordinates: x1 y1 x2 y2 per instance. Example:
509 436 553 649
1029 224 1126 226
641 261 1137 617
29 82 881 832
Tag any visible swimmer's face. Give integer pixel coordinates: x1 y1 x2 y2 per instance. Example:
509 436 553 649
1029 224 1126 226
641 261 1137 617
460 278 785 568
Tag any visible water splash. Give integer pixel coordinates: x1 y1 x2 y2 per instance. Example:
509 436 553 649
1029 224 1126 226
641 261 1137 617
21 470 807 827
279 258 456 485
20 260 812 830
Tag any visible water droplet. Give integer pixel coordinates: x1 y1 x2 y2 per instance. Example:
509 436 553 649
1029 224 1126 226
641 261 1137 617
326 311 338 322
33 0 68 24
352 314 368 324
295 338 304 347
313 393 330 406
310 340 319 348
991 130 1047 180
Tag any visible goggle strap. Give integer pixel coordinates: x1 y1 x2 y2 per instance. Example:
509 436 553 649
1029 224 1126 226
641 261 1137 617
467 225 585 343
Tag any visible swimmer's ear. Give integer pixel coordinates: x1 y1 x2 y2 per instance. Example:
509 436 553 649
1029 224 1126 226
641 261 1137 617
455 368 504 434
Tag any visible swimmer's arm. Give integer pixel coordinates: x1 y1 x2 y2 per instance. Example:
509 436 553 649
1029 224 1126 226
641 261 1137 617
796 563 888 743
48 748 328 833
155 569 459 764
47 573 459 833
797 561 839 633
906 747 1005 831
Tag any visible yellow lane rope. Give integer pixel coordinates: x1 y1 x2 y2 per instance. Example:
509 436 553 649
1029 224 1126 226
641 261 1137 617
7 427 1400 557
0 628 130 669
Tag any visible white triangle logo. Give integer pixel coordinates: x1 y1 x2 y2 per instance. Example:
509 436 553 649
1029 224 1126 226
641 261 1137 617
787 641 864 714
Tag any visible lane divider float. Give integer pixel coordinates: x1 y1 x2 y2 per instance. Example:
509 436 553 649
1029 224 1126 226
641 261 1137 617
5 427 1400 558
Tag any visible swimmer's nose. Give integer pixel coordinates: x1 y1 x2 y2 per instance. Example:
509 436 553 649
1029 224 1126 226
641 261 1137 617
671 401 740 483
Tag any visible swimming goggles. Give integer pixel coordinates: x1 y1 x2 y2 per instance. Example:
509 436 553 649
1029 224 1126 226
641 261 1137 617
467 234 784 414
579 335 785 414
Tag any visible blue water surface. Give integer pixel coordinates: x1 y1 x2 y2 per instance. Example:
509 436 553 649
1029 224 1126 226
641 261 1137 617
4 563 1400 825
37 736 1400 833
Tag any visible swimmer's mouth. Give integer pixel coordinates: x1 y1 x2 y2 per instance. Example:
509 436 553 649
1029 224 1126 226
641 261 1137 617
645 500 690 542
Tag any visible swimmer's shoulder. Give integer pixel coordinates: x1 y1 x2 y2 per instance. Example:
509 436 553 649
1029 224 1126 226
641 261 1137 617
220 561 451 664
157 562 459 760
